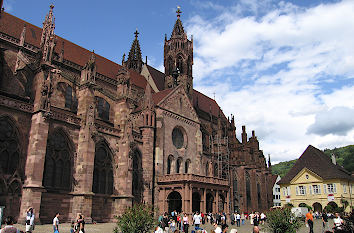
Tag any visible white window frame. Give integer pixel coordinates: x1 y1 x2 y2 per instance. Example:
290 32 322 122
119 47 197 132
297 185 306 195
343 184 347 194
313 184 321 194
327 183 336 194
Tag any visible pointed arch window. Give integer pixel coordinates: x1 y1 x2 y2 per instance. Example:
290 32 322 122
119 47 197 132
214 163 218 178
205 162 209 176
167 155 173 174
132 150 143 203
65 85 72 109
96 97 110 121
176 157 182 174
184 159 190 174
187 56 192 76
168 57 173 75
177 55 183 74
43 131 72 190
0 118 20 175
92 144 113 195
246 171 251 208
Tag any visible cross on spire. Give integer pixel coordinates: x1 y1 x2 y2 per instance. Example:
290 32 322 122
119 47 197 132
176 6 182 18
134 28 139 39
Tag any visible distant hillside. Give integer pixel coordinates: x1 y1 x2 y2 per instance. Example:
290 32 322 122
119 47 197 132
272 145 354 177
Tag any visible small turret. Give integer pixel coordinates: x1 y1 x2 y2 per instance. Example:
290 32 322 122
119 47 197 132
124 29 143 73
242 125 247 144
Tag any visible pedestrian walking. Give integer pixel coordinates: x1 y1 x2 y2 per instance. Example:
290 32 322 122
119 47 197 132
322 211 330 233
53 213 60 233
182 213 189 233
305 210 314 233
75 213 85 233
25 207 35 233
236 213 240 227
193 211 202 228
241 213 245 225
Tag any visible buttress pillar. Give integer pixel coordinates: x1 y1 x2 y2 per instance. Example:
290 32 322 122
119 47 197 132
19 113 49 224
19 69 52 224
71 86 96 223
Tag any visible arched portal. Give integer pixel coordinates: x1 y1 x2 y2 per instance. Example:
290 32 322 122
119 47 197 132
168 191 182 213
218 194 225 212
206 193 214 213
313 202 322 212
0 117 22 221
192 192 201 213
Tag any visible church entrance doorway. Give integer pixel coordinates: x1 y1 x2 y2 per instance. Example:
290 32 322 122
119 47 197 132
206 193 214 213
192 192 201 213
168 191 182 213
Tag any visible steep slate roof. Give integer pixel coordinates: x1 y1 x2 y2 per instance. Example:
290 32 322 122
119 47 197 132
152 88 173 105
192 89 226 119
0 12 147 89
278 145 353 184
146 65 165 91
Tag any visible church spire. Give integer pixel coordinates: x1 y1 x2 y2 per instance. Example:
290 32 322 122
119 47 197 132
125 29 143 73
40 5 56 63
171 6 186 39
164 6 193 99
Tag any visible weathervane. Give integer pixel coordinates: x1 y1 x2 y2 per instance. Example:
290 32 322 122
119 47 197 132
176 6 182 18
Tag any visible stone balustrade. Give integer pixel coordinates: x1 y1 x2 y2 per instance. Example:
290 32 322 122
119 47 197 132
157 173 229 186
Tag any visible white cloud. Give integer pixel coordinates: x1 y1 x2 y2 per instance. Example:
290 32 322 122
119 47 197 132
307 106 354 136
187 0 354 163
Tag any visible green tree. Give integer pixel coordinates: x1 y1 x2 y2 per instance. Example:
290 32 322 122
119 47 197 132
265 208 303 233
114 204 157 233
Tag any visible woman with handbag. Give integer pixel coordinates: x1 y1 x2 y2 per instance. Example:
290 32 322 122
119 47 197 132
74 213 85 233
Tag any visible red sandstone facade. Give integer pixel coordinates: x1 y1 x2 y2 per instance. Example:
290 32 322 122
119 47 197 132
0 6 273 223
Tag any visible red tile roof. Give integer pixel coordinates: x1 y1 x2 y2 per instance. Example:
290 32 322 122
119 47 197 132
152 88 173 105
193 89 226 119
278 145 353 184
0 12 147 89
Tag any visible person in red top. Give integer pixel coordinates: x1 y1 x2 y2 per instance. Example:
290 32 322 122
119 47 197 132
201 212 205 224
305 210 314 233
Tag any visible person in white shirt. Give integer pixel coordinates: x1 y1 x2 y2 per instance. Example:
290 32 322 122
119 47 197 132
0 216 20 233
213 222 222 233
333 213 344 230
236 213 241 227
193 211 202 228
53 212 60 233
25 207 35 233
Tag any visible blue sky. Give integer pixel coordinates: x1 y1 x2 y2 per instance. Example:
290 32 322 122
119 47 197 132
4 0 354 163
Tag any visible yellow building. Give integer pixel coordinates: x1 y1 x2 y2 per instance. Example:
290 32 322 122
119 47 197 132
278 145 354 212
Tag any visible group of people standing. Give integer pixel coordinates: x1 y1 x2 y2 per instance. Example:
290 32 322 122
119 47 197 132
305 209 345 233
0 208 85 233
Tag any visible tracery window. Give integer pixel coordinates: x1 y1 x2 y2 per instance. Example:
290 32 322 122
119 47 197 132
167 155 173 174
214 163 218 178
168 57 173 75
43 131 72 190
96 97 110 121
92 145 113 195
172 127 184 149
65 86 72 109
177 55 183 74
0 118 20 175
246 171 251 208
132 150 143 203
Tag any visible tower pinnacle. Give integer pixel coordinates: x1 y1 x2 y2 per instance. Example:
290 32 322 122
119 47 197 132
176 6 182 18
